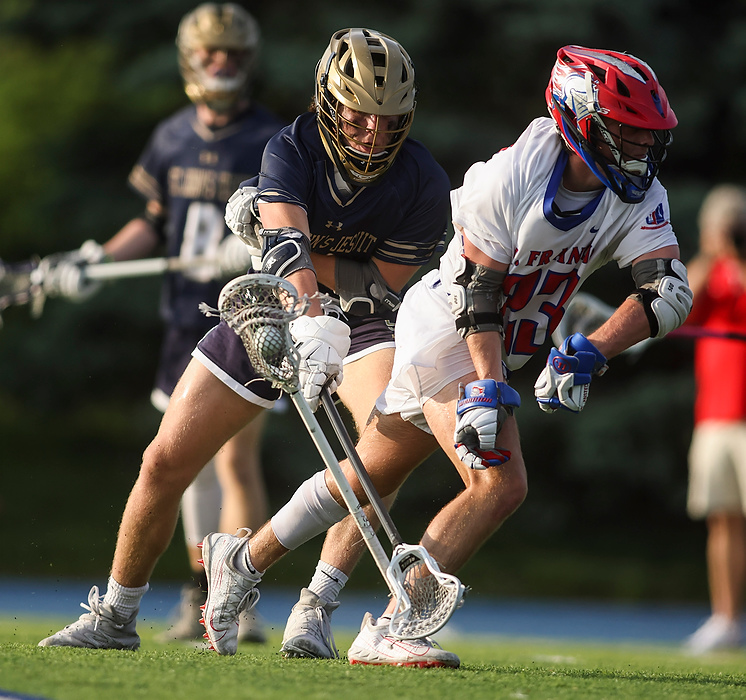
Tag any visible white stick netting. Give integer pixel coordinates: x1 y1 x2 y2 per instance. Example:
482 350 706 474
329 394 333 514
387 544 466 639
217 274 310 394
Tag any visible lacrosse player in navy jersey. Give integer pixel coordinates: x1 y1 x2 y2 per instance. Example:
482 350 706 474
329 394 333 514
39 27 450 654
37 3 284 644
194 45 694 668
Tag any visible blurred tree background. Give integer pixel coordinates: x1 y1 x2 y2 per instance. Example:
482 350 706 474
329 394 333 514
1 0 744 605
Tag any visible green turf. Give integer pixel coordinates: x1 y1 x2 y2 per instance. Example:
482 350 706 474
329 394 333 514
2 616 746 700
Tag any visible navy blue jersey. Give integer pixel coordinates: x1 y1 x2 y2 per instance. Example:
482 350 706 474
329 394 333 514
129 103 285 329
245 112 450 271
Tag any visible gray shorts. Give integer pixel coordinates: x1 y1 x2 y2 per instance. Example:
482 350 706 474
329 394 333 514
687 421 746 518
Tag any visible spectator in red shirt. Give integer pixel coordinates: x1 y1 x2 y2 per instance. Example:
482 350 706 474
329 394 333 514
684 184 746 654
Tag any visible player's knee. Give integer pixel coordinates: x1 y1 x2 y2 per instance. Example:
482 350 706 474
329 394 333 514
472 460 528 523
140 440 195 492
501 469 528 517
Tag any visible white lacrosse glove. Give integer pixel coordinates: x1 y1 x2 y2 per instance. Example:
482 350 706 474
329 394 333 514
225 186 262 249
289 315 351 411
534 333 608 413
454 379 519 469
40 240 106 302
216 234 257 277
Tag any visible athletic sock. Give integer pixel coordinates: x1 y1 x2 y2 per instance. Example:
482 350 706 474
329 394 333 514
308 560 348 604
233 541 263 580
103 576 149 619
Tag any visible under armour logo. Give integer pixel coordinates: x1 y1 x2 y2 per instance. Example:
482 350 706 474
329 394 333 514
326 221 343 231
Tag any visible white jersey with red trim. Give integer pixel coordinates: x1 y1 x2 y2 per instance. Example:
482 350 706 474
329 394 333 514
401 116 678 373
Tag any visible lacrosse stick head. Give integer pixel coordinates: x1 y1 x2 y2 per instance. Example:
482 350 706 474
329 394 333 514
385 543 466 640
217 273 310 393
0 257 45 326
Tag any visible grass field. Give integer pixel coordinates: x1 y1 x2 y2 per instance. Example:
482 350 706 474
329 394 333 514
2 616 745 699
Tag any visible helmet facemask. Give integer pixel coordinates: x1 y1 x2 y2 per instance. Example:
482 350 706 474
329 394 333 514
315 28 417 187
547 46 677 204
553 92 673 203
317 90 414 186
177 3 259 113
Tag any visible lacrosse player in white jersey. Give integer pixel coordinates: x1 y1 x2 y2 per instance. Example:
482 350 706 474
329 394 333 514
196 44 692 667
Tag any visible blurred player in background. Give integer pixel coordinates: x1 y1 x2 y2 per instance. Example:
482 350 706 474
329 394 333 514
38 27 450 654
683 184 746 654
198 44 691 667
39 3 285 643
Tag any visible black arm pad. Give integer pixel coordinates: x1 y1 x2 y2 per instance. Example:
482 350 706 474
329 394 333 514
450 258 506 339
260 227 315 278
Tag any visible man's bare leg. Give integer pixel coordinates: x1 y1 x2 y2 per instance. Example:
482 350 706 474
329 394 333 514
39 359 266 649
368 377 527 620
707 512 746 621
112 360 265 587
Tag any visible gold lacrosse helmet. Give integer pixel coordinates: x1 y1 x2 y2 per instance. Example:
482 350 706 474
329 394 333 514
177 3 260 112
315 28 417 186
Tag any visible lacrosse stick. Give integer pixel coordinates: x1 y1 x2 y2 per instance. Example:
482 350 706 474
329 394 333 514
320 389 466 638
0 254 228 327
0 257 45 326
83 254 223 281
216 272 465 639
554 292 746 356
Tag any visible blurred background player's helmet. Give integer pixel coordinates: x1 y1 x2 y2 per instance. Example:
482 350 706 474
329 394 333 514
546 45 678 204
315 28 417 186
177 3 260 112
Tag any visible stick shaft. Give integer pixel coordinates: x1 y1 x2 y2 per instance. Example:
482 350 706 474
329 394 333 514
290 392 395 594
668 326 746 342
320 389 403 546
84 255 219 281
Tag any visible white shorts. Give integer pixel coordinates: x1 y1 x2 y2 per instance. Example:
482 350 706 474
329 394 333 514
375 271 475 433
687 421 746 518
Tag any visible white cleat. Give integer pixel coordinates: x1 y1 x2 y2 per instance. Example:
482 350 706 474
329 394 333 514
280 588 340 659
38 586 140 650
683 614 741 654
200 529 261 655
347 612 460 668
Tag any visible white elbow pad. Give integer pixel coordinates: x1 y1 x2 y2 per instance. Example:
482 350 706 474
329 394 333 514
631 258 693 338
650 272 693 338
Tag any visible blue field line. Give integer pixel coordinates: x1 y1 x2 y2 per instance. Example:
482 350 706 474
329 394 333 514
0 576 717 644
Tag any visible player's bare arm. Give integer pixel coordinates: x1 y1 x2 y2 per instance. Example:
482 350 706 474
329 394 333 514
256 199 326 319
588 244 683 358
102 202 164 261
450 227 517 470
459 227 509 380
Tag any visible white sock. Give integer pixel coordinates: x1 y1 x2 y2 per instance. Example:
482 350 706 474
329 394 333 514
308 561 348 604
103 576 149 618
233 540 263 581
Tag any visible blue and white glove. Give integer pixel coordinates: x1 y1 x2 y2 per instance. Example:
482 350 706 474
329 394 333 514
289 315 351 411
454 379 520 469
534 332 608 413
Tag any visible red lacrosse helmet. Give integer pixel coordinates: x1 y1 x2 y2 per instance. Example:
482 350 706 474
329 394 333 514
546 45 678 203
